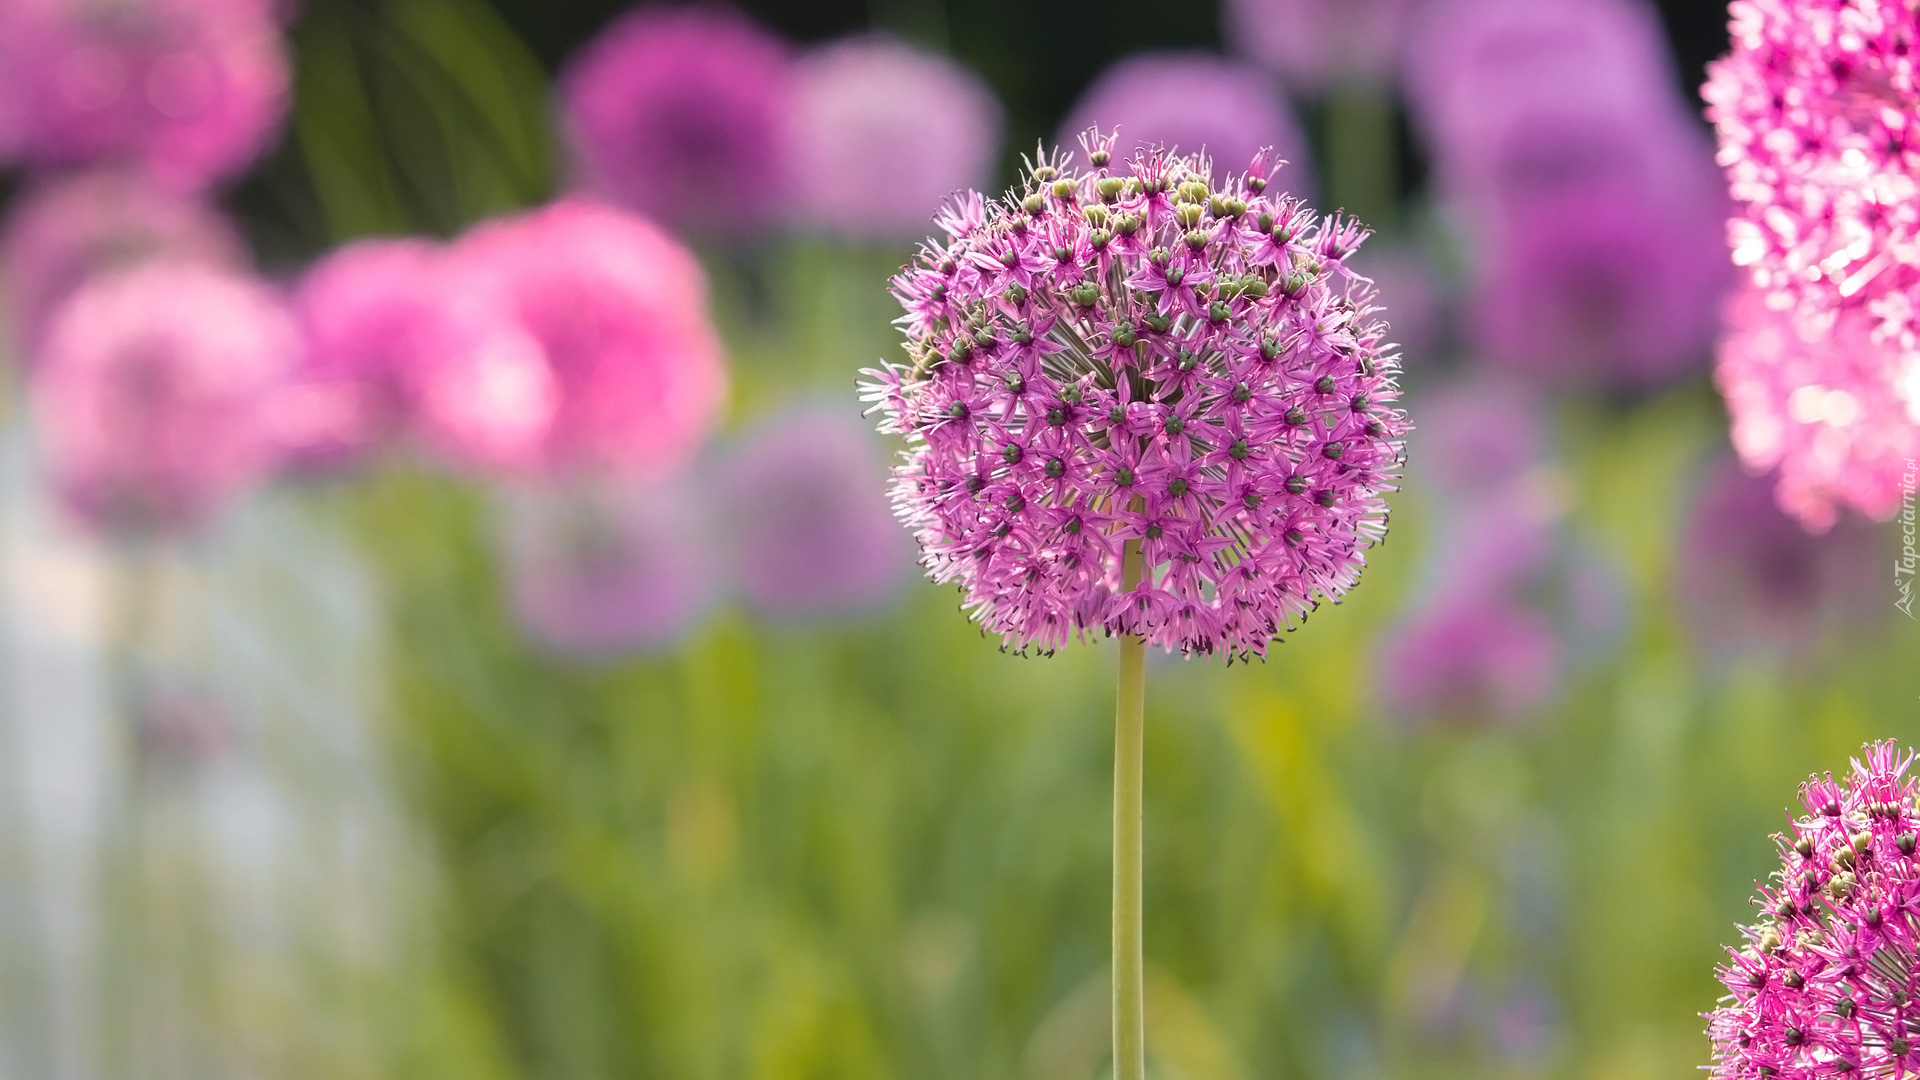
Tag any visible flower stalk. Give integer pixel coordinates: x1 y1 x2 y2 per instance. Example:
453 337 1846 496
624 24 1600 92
1112 535 1146 1080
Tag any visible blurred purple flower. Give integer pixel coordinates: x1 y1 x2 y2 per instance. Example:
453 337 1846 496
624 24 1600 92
558 4 791 239
417 198 728 479
1410 376 1546 494
0 0 289 189
1375 596 1560 724
500 477 717 658
1223 0 1423 93
30 258 298 535
1675 452 1883 657
0 168 244 357
281 236 443 470
1056 53 1313 198
1347 243 1442 367
787 35 1002 242
719 403 912 619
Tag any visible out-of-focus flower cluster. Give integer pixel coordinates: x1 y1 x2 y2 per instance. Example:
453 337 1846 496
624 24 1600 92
1706 0 1920 530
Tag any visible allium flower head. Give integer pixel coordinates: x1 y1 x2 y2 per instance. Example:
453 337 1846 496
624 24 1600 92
861 132 1409 658
1057 54 1314 199
416 198 727 479
1706 1 1920 527
0 168 244 357
1223 0 1422 93
0 0 289 189
558 4 790 239
30 259 298 534
1705 741 1920 1080
788 35 1003 242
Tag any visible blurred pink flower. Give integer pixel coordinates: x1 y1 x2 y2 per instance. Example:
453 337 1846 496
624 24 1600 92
416 198 728 479
1375 597 1560 723
500 477 717 657
788 35 1002 242
1056 53 1314 198
0 168 244 357
281 236 443 470
558 4 790 239
1676 452 1884 657
1410 376 1546 493
30 259 298 534
0 0 289 189
1223 0 1423 93
719 403 912 619
1717 285 1920 530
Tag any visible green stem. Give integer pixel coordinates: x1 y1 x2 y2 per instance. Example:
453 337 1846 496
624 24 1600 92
1324 85 1398 236
1113 537 1146 1080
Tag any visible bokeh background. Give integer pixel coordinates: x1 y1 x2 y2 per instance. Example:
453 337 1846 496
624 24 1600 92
0 0 1916 1078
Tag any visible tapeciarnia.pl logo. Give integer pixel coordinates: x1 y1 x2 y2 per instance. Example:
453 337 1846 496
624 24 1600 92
1898 458 1916 619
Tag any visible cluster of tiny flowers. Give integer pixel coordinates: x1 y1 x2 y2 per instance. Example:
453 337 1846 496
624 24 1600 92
861 131 1408 658
1706 742 1920 1080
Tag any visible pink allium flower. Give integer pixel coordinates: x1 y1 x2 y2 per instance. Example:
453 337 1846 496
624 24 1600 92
415 198 728 479
0 168 244 357
718 403 913 619
1718 284 1920 530
499 478 717 657
1375 597 1559 723
557 5 790 239
281 236 442 469
1676 452 1883 656
0 0 289 189
1706 1 1920 527
1704 741 1920 1080
787 35 1003 243
30 259 298 534
860 132 1409 658
1223 0 1423 93
1057 54 1314 199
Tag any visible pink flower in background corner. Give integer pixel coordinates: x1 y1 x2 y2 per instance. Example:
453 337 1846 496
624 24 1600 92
280 236 444 472
499 476 718 659
861 132 1408 658
416 198 728 480
0 0 289 190
718 403 913 620
30 259 298 535
1704 741 1920 1080
558 4 790 241
1057 54 1315 201
1223 0 1424 93
0 168 245 359
787 35 1002 243
1705 0 1920 528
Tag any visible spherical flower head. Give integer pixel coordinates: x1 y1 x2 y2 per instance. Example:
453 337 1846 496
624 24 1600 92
1057 54 1314 200
558 4 791 240
416 198 728 479
499 476 717 658
1718 284 1920 531
861 132 1409 658
718 402 914 619
0 0 290 189
1 167 245 358
30 258 299 535
1223 0 1421 93
1705 741 1920 1080
1676 451 1884 658
281 237 443 470
787 35 1003 243
1375 596 1559 724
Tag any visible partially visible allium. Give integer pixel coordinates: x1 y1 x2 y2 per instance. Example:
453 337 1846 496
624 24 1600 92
1676 452 1883 657
558 5 790 239
1375 597 1559 723
1223 0 1422 93
281 237 443 469
861 132 1408 658
416 199 727 478
0 0 289 189
1057 54 1314 199
718 403 912 619
0 168 244 356
1704 741 1920 1080
1718 284 1920 530
499 477 717 657
30 259 298 534
788 36 1002 242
